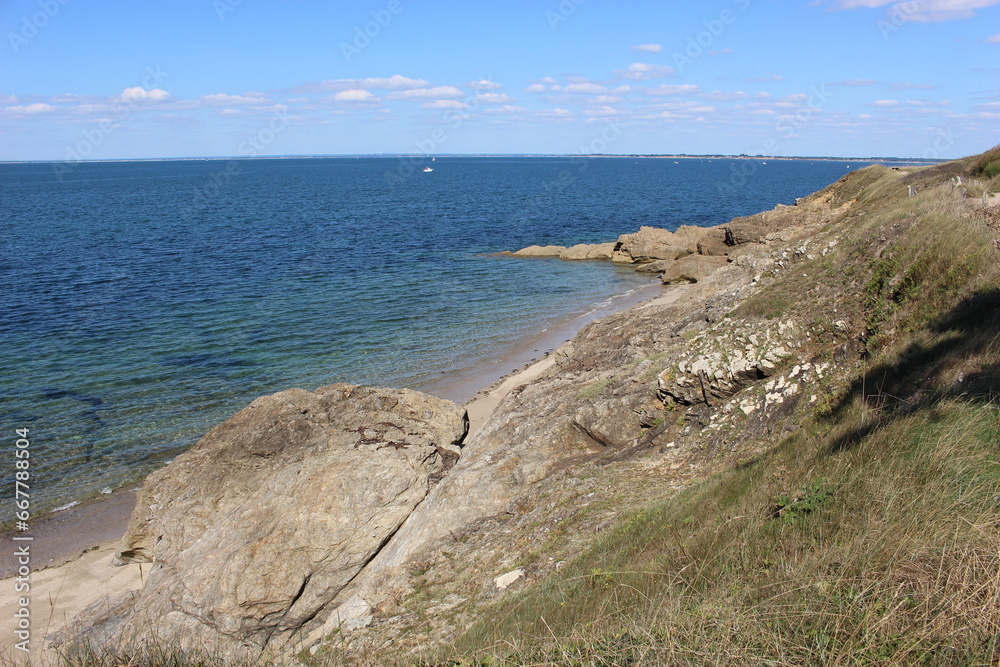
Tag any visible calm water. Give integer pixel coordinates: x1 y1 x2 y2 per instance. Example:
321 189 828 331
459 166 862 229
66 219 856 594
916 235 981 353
1 156 863 519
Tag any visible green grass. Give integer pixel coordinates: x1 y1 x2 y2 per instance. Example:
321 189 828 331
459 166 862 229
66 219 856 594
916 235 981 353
421 398 1000 666
407 150 1000 667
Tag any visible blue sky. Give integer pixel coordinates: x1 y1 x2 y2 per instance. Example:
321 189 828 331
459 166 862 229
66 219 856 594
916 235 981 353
0 0 997 161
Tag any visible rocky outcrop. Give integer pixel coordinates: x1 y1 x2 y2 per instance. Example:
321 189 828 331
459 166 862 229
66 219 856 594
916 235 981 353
611 225 729 264
658 255 731 285
559 242 616 260
508 243 615 260
611 226 692 263
97 384 467 658
510 245 567 258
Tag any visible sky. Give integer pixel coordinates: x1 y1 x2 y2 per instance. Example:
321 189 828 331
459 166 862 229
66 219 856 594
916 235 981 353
0 0 997 161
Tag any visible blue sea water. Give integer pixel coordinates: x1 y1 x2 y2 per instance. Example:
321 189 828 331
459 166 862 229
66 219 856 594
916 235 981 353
1 156 864 519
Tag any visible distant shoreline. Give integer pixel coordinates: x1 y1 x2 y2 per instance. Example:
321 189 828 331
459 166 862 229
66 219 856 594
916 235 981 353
0 154 942 166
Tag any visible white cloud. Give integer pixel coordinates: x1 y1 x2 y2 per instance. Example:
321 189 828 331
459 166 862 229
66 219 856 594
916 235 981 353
698 90 752 102
536 108 573 118
889 82 937 90
906 99 951 106
708 47 733 55
826 0 1000 22
334 89 377 103
468 79 502 90
387 86 464 100
218 108 242 116
748 75 785 82
987 33 1000 42
484 104 529 114
646 84 700 96
200 93 270 106
524 84 547 93
541 76 558 84
619 62 676 81
422 99 467 109
286 75 429 94
834 79 879 86
476 92 514 104
120 87 171 103
3 103 55 114
583 106 620 116
363 75 430 89
631 43 663 53
560 83 609 94
871 99 901 106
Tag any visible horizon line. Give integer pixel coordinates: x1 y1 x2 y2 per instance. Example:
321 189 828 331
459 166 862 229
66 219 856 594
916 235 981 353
0 153 943 165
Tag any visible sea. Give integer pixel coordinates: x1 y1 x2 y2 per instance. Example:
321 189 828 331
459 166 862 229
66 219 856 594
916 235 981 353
1 156 876 521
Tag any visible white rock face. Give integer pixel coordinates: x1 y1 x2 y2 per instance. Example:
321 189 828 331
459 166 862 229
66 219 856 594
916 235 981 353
494 569 525 590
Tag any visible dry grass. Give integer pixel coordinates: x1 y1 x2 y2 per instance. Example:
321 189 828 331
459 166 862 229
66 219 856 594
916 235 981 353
404 152 1000 667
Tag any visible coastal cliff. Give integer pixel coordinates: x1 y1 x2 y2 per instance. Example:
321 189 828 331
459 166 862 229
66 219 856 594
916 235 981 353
63 149 1000 665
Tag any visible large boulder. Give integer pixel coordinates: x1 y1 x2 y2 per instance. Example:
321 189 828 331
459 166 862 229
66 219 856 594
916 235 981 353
511 245 567 258
611 225 728 264
659 255 730 285
107 384 467 658
560 242 616 261
612 226 691 263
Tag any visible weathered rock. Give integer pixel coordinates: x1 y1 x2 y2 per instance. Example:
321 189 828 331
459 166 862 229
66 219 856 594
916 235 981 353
611 226 678 263
512 245 567 258
634 258 687 274
697 236 731 257
560 242 616 261
659 255 730 284
612 225 728 264
108 384 467 658
674 225 721 250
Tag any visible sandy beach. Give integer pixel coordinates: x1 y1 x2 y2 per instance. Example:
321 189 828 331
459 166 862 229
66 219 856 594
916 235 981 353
0 277 666 663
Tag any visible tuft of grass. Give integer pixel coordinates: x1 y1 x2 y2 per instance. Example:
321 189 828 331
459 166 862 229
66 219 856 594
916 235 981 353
577 378 613 400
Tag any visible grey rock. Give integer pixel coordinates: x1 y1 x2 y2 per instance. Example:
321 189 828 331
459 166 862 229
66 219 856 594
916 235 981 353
107 384 467 658
660 255 730 284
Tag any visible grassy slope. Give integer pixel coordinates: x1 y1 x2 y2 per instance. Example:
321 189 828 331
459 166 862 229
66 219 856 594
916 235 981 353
414 149 1000 666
